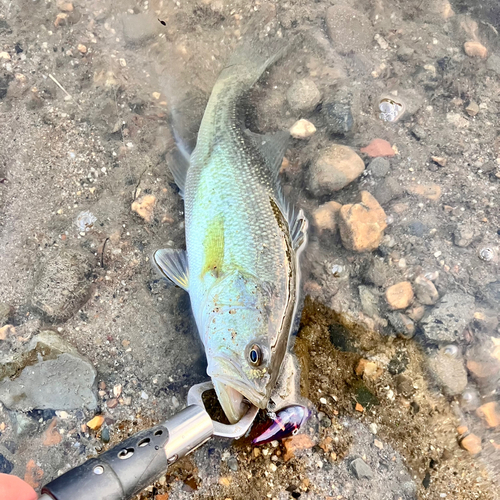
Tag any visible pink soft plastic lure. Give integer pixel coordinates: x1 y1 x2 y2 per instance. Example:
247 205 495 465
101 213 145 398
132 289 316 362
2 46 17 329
252 405 311 446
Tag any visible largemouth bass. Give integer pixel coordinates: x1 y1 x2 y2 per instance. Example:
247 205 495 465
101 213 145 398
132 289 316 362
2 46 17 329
154 38 308 424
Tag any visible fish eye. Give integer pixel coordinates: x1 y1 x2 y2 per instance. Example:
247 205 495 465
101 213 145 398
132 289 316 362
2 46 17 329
248 344 262 366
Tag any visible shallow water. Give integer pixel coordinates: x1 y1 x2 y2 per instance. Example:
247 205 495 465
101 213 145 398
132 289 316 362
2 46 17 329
0 0 499 499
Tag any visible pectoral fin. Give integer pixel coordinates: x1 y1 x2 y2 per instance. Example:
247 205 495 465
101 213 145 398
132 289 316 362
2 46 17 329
153 249 189 291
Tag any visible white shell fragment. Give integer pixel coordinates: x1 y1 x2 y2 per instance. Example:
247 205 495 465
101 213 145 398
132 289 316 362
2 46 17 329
76 211 97 232
378 96 406 123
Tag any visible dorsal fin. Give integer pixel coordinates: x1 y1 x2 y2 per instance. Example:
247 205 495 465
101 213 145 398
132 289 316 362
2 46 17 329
244 130 289 181
153 249 189 291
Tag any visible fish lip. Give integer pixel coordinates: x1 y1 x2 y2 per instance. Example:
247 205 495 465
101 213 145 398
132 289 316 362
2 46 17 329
208 356 268 409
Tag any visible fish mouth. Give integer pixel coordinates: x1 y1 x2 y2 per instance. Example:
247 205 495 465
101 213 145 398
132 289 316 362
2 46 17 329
212 380 249 425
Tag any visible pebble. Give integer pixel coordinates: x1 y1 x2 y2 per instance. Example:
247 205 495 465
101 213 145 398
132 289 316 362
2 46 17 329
107 398 119 409
312 201 342 234
431 156 447 167
453 225 474 247
414 275 439 305
368 157 390 178
131 194 156 222
113 384 122 398
358 285 379 318
411 124 427 141
407 183 441 201
373 177 404 205
57 1 74 11
87 415 105 430
406 303 425 322
0 324 15 340
286 78 321 113
421 293 475 343
350 458 374 480
460 433 482 455
101 426 110 443
283 434 314 461
42 418 62 446
0 331 97 411
325 5 374 54
227 457 238 471
0 52 10 60
32 247 93 322
465 101 479 116
360 139 395 157
322 101 353 135
385 282 414 310
0 453 14 474
77 44 87 54
388 312 415 339
427 347 468 396
338 191 387 252
476 402 500 428
464 41 488 59
289 119 316 139
54 13 68 27
309 144 365 194
355 359 381 380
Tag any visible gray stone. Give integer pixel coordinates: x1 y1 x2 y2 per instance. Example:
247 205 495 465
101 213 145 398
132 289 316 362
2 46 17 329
32 247 93 322
397 45 414 61
414 275 439 305
325 6 374 54
227 457 238 471
486 54 500 75
0 331 97 411
453 225 474 247
368 157 390 178
427 347 468 396
373 177 404 205
411 124 427 141
322 101 353 135
388 312 415 339
406 221 428 238
121 13 162 45
350 457 374 480
0 454 13 474
359 286 379 318
286 78 321 113
420 293 475 343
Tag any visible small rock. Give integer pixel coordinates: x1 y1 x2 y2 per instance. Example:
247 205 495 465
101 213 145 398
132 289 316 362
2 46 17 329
427 347 468 396
0 52 10 60
42 418 62 446
87 415 105 430
227 457 238 472
290 119 316 139
464 41 488 59
113 384 122 398
131 194 156 222
407 183 441 201
101 426 110 443
325 6 374 54
358 285 379 318
355 359 381 380
107 398 119 409
460 433 481 455
388 312 415 339
0 453 14 474
57 1 73 11
368 157 390 178
77 44 87 54
465 101 479 116
0 324 15 340
431 156 447 167
283 434 314 461
0 331 97 411
476 402 500 428
338 191 387 252
350 458 374 480
406 303 425 322
322 101 353 135
386 282 414 310
373 177 404 205
54 13 68 27
360 139 395 157
395 374 415 397
313 201 342 233
453 225 474 247
286 78 321 113
414 275 439 305
421 293 475 343
122 13 162 45
32 247 93 322
309 144 365 194
486 54 500 75
411 124 427 141
397 45 414 61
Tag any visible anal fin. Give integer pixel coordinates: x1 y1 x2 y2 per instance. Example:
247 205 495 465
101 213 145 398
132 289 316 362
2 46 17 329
153 249 189 291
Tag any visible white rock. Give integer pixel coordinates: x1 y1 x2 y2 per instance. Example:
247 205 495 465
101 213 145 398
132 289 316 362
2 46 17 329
290 119 316 139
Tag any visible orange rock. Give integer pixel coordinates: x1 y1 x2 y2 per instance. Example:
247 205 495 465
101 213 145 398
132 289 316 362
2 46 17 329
464 41 488 59
87 415 105 430
313 201 342 233
319 436 333 453
466 359 500 379
156 495 169 500
24 459 44 489
386 282 414 310
338 191 387 252
476 402 500 428
0 324 15 340
131 194 156 222
43 418 62 446
407 183 442 201
355 402 364 412
360 139 395 157
355 359 381 380
283 434 314 461
219 477 231 486
460 433 482 455
457 425 468 435
54 12 68 27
